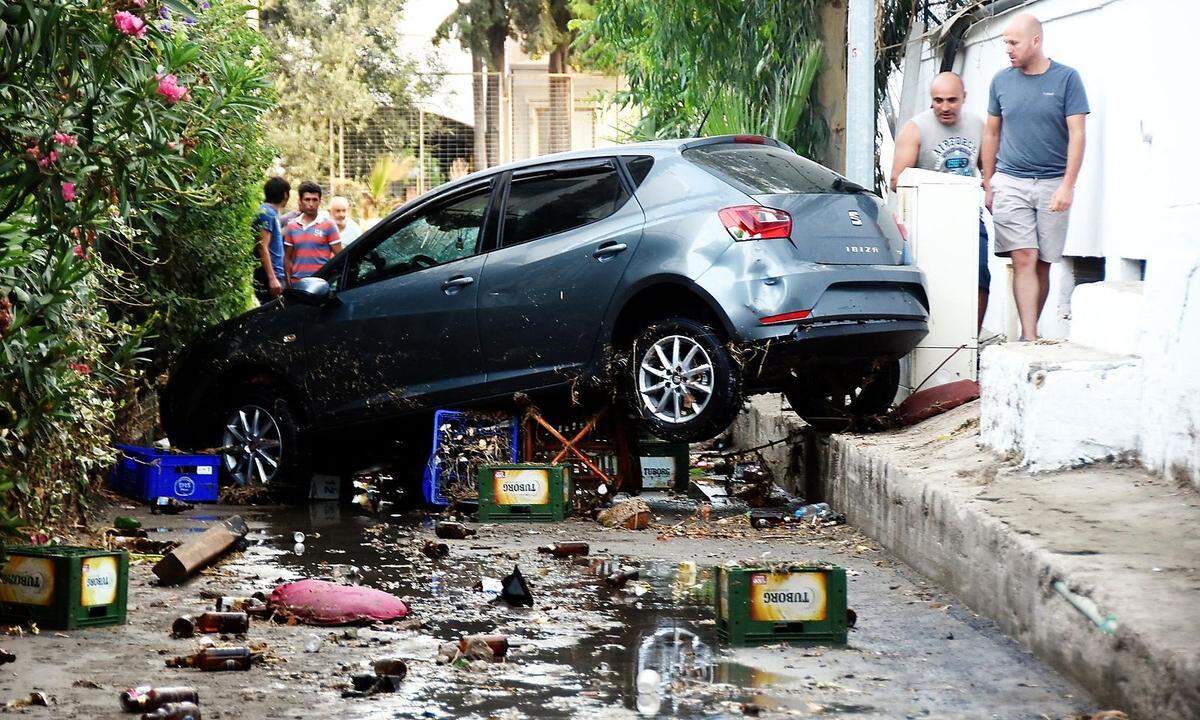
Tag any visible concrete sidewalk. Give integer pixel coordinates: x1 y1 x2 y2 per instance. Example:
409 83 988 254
815 401 1200 720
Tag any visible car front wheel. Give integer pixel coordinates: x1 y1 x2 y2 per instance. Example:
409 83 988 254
219 387 309 491
627 318 742 443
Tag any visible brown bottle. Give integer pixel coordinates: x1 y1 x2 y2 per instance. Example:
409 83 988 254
171 612 249 638
151 497 195 515
140 701 202 719
434 521 476 540
122 687 200 712
604 570 640 589
0 648 14 665
537 542 589 557
459 634 509 658
166 647 254 671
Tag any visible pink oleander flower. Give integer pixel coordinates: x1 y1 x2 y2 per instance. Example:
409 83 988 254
155 73 189 104
53 132 77 147
113 10 147 38
68 362 91 375
132 0 146 6
61 181 76 202
73 244 87 259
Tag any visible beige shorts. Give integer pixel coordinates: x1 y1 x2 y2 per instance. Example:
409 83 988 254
990 172 1071 263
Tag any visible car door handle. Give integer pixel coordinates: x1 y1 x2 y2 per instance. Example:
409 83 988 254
441 275 474 291
593 242 628 259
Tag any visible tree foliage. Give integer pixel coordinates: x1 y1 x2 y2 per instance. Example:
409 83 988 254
259 0 429 184
0 0 274 529
572 0 827 157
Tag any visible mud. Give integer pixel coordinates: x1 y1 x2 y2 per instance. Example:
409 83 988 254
0 499 1097 718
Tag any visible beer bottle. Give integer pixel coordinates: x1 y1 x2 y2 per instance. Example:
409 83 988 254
0 648 15 665
140 701 202 719
458 634 509 659
122 687 200 712
166 647 254 671
604 570 640 589
171 612 249 638
434 521 476 540
151 497 195 515
537 542 589 557
215 596 270 618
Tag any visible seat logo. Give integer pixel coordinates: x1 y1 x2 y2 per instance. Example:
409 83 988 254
847 210 862 226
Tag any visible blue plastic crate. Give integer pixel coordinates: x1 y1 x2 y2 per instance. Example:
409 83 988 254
422 410 518 507
109 444 219 503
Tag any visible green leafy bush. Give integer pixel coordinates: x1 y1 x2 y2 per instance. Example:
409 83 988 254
0 0 274 530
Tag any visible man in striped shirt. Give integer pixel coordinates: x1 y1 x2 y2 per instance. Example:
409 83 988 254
283 180 342 284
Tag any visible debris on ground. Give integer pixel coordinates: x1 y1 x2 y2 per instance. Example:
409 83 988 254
5 691 50 708
139 700 202 719
0 648 12 665
422 540 450 559
269 579 409 625
166 646 257 671
597 498 651 529
538 541 589 557
109 537 180 554
171 612 249 638
434 521 477 540
498 566 533 607
150 497 195 515
120 686 199 713
153 516 250 586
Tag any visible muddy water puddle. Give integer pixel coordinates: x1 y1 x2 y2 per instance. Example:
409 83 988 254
230 505 856 719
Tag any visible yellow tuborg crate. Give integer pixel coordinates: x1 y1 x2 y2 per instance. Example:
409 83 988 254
0 545 129 630
715 564 848 645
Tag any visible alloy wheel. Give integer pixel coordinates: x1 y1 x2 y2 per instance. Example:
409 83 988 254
637 334 714 424
221 404 283 486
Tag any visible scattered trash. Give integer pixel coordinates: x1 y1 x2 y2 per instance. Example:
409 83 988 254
292 543 306 556
214 593 270 617
139 700 202 719
597 499 651 530
292 531 305 544
166 646 256 671
114 516 143 530
0 648 13 665
1052 580 1119 635
741 702 763 716
604 570 640 589
108 527 150 539
498 566 533 607
421 540 450 559
434 521 477 540
150 497 195 515
474 577 503 600
636 668 661 694
537 542 589 557
345 659 408 696
460 634 509 659
270 579 409 625
120 686 199 713
894 379 980 426
109 537 180 555
304 635 323 653
171 612 249 638
153 516 249 586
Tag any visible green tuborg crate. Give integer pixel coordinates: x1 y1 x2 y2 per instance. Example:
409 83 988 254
0 545 129 630
636 439 691 492
715 564 848 645
478 464 572 522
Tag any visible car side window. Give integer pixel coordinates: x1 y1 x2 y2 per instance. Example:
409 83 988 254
348 185 491 288
501 162 629 247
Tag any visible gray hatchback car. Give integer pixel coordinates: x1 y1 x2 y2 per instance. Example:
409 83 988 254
162 135 928 488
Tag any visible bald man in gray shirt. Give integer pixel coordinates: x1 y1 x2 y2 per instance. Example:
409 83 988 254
982 13 1089 341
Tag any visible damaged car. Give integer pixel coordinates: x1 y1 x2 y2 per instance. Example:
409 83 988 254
162 135 928 488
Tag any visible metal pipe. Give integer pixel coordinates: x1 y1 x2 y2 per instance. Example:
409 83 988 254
845 0 876 187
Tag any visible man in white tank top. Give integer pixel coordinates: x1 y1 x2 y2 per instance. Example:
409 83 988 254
890 72 989 331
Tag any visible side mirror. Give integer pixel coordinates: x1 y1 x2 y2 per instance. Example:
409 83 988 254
284 277 335 306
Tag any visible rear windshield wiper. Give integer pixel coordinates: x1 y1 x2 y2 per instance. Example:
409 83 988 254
831 177 868 194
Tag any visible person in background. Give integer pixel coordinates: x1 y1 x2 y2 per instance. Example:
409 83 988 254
982 13 1089 341
890 71 989 331
328 195 362 246
253 177 290 302
283 181 342 285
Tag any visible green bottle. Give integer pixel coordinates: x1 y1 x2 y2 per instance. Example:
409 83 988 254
114 516 142 530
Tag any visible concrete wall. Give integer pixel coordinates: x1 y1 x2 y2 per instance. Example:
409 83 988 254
728 395 806 495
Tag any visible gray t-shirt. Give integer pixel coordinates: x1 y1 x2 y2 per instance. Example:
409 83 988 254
987 60 1090 179
912 109 982 177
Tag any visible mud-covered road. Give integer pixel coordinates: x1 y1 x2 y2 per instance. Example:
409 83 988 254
0 499 1098 719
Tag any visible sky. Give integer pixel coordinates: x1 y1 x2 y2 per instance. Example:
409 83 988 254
397 0 474 125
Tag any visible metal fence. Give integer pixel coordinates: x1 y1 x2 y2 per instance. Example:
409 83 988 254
312 70 631 221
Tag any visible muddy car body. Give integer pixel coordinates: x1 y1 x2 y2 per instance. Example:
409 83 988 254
163 136 928 487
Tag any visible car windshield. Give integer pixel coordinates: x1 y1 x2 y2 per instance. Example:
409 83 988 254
682 144 845 195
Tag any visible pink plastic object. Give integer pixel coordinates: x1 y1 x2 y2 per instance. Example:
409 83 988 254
894 379 980 427
270 579 409 625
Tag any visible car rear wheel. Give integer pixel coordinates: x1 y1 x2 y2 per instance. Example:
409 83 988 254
784 359 900 431
627 318 742 442
219 387 309 491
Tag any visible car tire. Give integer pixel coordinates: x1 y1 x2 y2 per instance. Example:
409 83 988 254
626 318 742 443
784 359 900 431
217 386 310 494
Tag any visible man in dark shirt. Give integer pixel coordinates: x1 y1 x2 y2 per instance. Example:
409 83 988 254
253 177 290 302
981 13 1089 341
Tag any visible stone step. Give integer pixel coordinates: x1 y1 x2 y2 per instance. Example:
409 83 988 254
980 341 1141 472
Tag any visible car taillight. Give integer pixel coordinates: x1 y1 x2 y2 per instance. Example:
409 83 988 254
718 205 792 241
